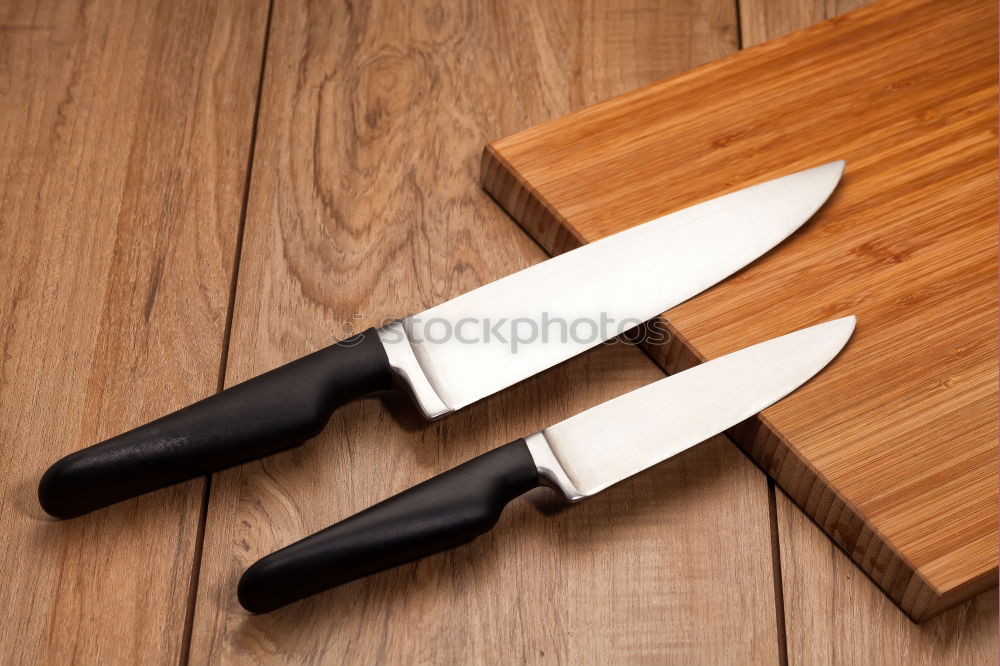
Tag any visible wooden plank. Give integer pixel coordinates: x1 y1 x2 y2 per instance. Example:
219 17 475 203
776 490 998 664
739 0 865 47
740 0 999 660
188 1 783 663
481 0 998 621
0 0 267 663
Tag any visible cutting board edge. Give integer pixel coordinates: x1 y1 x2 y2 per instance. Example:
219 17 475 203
484 0 918 177
727 400 959 622
645 318 999 622
481 145 586 256
478 154 994 624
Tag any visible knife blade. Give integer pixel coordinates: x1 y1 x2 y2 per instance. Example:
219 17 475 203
388 160 845 415
38 162 844 519
237 316 855 613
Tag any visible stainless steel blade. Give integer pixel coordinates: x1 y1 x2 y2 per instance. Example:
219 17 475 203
379 162 845 419
525 316 855 500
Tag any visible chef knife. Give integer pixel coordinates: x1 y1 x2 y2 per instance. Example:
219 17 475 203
38 162 845 519
237 316 855 613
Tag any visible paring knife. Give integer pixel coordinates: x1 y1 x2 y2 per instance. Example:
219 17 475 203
38 162 845 519
237 316 856 613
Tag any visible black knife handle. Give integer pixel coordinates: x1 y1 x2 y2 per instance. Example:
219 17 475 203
237 439 540 613
38 329 393 519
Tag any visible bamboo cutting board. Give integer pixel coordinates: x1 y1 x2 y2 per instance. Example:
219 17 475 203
481 0 998 621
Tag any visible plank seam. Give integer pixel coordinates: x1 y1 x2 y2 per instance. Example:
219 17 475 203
735 0 746 50
177 0 277 662
734 0 787 658
767 479 789 666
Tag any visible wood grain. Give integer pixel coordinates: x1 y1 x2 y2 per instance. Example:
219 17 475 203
481 0 998 622
187 1 786 663
4 0 994 662
740 0 999 661
739 0 865 47
0 0 267 663
776 489 998 665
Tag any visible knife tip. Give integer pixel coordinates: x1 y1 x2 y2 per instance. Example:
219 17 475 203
821 314 857 349
813 159 846 182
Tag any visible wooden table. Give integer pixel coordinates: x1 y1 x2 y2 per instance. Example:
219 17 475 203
1 1 995 663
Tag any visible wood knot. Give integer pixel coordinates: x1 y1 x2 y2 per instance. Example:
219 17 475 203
850 240 912 265
711 131 745 148
352 50 429 140
938 376 960 389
